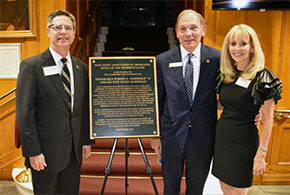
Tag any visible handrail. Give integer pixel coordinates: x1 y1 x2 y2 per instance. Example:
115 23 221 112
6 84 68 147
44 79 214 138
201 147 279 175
0 88 16 100
0 95 15 108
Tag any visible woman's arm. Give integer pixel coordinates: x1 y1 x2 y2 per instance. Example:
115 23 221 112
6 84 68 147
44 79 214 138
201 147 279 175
253 98 275 176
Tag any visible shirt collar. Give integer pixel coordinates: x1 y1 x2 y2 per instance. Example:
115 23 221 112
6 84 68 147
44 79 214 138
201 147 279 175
49 46 72 65
180 42 201 60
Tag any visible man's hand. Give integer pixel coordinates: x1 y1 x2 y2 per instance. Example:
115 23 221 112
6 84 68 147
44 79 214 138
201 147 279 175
151 138 161 156
29 154 47 171
83 145 91 158
254 108 262 126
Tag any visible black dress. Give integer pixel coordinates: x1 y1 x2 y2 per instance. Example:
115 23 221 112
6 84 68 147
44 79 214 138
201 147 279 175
212 68 282 188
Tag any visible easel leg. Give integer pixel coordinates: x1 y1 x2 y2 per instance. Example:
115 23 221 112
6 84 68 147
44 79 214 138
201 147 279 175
100 138 118 195
125 138 129 194
137 138 159 195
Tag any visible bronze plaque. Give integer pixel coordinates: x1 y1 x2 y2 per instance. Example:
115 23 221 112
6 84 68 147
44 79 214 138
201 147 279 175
89 57 160 138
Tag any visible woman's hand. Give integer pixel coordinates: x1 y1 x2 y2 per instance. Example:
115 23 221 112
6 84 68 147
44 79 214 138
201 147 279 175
253 150 266 175
254 108 262 126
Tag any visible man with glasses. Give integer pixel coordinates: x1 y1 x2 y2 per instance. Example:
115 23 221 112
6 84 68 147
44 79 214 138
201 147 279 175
16 10 93 194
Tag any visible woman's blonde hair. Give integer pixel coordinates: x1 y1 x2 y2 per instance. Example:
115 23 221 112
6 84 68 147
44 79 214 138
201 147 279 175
220 24 264 83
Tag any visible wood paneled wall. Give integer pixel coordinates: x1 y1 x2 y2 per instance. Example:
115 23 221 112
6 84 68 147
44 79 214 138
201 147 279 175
203 0 290 185
0 0 66 180
1 0 289 184
0 0 95 181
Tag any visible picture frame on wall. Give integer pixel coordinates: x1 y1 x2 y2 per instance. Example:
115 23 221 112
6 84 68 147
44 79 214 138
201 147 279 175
0 43 21 79
0 0 36 38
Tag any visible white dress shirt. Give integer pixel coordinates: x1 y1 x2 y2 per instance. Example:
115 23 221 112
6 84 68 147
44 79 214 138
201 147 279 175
49 46 75 111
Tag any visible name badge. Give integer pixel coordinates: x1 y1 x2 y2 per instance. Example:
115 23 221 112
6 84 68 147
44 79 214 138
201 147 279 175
169 62 182 68
43 65 59 76
235 76 251 88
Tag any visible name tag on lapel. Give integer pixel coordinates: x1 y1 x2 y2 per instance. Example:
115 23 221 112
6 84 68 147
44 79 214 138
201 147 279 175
43 65 59 76
235 76 251 88
169 62 182 68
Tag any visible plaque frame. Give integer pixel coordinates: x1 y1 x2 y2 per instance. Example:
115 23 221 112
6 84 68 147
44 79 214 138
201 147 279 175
89 56 160 139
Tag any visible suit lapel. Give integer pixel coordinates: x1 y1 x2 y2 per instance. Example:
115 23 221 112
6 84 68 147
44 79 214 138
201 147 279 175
194 44 211 102
72 57 81 113
42 49 71 111
171 47 187 95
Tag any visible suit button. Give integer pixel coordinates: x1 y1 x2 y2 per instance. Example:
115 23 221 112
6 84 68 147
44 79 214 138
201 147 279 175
68 133 72 138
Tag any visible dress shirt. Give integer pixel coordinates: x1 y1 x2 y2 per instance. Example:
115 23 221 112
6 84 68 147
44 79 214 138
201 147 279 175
49 47 75 111
180 43 201 102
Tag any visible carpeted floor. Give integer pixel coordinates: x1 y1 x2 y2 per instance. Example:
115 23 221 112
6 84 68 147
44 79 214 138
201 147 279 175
79 138 224 194
80 138 163 194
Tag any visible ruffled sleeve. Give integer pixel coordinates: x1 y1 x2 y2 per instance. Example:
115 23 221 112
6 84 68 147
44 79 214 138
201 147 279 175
251 68 282 105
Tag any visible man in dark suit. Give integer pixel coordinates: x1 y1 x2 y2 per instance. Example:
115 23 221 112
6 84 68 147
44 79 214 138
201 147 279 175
16 10 93 194
151 9 220 194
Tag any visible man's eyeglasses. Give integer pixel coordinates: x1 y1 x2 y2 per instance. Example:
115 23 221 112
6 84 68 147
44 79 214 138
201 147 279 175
48 24 74 32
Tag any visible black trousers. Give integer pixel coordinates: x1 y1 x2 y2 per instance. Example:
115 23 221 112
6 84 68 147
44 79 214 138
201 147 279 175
31 148 81 194
162 132 211 195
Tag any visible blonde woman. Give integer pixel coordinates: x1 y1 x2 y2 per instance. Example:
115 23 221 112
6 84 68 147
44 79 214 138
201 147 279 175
212 24 282 195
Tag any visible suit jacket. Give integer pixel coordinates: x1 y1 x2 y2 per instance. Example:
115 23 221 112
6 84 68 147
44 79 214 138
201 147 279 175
157 44 220 158
16 49 92 172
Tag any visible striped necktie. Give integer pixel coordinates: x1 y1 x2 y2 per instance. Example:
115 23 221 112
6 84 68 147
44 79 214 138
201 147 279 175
61 58 71 109
184 53 194 104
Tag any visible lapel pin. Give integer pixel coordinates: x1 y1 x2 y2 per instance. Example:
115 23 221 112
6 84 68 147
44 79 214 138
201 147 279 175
76 65 79 69
206 59 210 63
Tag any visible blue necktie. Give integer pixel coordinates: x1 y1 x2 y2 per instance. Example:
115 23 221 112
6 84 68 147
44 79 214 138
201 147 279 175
184 53 194 103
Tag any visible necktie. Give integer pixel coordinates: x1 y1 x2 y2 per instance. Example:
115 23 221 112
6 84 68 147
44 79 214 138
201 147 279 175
184 53 194 104
61 58 71 108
